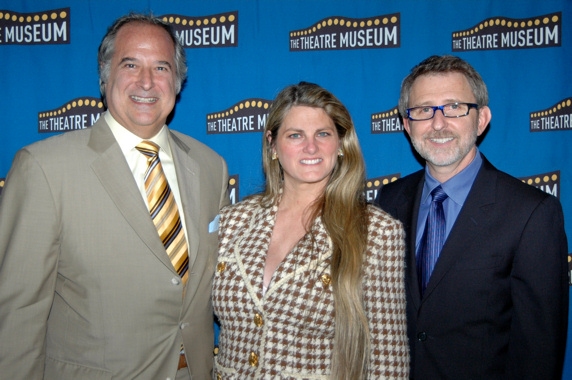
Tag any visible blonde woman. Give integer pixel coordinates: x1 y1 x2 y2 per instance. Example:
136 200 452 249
213 82 409 379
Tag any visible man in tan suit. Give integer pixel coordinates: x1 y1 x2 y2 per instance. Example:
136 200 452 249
0 14 229 379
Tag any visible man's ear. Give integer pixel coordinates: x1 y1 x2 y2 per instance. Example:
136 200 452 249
403 118 412 136
477 106 492 136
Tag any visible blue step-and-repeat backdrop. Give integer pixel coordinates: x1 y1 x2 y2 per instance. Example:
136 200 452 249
1 0 571 376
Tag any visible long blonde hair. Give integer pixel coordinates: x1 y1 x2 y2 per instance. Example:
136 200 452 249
262 82 370 379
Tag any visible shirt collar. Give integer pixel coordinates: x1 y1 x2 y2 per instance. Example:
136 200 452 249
422 148 483 206
104 111 172 158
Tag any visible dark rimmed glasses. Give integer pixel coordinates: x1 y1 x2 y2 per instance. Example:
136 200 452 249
406 102 479 121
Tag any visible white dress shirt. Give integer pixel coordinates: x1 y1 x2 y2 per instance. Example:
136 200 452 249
104 111 189 243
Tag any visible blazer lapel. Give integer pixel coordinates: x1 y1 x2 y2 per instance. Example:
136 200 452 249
88 118 175 272
422 158 497 300
229 201 333 305
397 174 425 309
233 202 275 305
169 132 201 271
268 215 333 296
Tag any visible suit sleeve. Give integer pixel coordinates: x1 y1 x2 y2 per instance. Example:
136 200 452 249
218 155 230 210
0 149 60 379
508 195 569 379
373 184 388 209
374 183 400 221
365 212 410 378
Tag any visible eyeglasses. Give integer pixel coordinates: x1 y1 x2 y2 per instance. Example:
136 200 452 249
406 102 478 121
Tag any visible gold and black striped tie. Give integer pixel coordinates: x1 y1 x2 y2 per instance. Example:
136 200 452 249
136 141 189 284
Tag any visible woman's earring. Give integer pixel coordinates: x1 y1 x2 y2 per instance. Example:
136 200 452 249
338 148 344 157
272 151 278 160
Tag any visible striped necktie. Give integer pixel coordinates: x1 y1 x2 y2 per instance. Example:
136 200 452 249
136 141 189 284
417 185 448 296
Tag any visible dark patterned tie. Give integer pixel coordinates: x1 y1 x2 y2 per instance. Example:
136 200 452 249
136 141 189 284
417 185 448 295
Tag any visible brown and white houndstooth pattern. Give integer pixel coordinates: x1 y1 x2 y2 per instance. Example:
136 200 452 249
212 196 409 379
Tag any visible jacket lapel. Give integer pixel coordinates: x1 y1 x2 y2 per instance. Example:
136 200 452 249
169 132 201 271
268 215 332 295
233 202 275 304
422 157 497 300
88 118 176 273
231 201 333 305
396 173 425 309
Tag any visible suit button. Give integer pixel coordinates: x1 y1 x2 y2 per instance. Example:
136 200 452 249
417 332 427 341
321 274 331 287
180 322 189 330
217 374 222 380
254 313 263 327
171 277 181 285
249 352 259 367
217 262 227 273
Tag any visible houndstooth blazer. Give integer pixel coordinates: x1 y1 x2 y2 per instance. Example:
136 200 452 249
212 196 409 379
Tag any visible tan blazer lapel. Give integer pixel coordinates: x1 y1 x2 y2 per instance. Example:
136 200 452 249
88 119 176 273
169 132 201 272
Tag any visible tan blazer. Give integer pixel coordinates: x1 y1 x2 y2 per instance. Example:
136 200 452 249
0 117 229 380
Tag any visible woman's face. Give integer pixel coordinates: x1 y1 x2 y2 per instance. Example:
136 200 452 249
270 105 340 192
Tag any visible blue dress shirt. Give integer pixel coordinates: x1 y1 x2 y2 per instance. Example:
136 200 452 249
415 150 483 252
